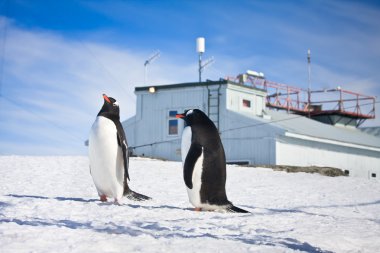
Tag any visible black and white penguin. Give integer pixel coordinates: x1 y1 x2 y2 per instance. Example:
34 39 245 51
176 109 249 213
89 94 150 204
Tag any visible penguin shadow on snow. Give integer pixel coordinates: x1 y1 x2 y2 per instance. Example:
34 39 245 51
6 194 98 203
6 194 156 207
241 199 380 222
241 199 380 212
5 194 159 207
5 194 203 211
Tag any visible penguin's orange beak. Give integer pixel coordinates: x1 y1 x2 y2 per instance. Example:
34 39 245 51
103 94 111 103
176 113 185 119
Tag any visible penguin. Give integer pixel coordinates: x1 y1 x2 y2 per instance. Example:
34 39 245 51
176 109 249 213
89 94 150 204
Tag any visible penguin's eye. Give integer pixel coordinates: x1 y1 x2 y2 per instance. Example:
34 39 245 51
113 102 119 107
186 109 193 116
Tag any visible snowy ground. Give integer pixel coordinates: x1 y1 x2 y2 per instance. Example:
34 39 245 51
0 156 380 253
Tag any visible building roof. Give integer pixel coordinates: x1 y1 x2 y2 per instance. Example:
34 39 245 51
360 127 380 138
135 79 266 93
266 109 380 149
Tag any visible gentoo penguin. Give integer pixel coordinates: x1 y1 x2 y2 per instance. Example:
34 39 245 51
176 109 249 213
89 94 150 204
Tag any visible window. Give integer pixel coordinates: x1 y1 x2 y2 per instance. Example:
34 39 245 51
242 99 251 108
371 173 376 178
168 110 178 135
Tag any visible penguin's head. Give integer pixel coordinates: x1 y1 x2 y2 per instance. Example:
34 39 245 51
176 109 210 126
97 94 120 119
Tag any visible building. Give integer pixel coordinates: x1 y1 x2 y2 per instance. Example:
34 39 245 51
123 79 380 180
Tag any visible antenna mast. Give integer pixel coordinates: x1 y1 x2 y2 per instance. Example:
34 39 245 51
307 49 311 117
196 37 214 82
307 49 311 91
144 50 160 85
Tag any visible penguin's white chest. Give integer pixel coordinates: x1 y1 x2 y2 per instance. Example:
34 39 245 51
181 127 192 162
181 127 204 207
187 151 204 207
89 116 124 200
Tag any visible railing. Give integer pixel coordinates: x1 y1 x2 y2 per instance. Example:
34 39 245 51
226 75 376 119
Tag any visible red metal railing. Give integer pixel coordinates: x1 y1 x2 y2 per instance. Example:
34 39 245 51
226 75 376 119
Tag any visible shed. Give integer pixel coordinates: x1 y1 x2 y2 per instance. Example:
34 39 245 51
123 79 380 180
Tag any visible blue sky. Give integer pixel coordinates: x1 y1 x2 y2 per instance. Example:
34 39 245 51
0 0 379 155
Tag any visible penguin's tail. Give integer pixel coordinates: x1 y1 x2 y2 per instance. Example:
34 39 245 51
124 189 151 201
226 204 250 213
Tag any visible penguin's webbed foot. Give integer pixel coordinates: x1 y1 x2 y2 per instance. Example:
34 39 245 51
226 205 250 213
194 207 202 212
100 195 107 202
124 189 151 201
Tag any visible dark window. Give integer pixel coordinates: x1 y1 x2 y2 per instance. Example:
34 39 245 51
169 110 177 117
371 173 376 178
243 99 251 108
168 110 178 135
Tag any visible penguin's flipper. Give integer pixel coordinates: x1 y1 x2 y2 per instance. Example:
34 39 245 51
226 205 250 213
124 189 151 201
184 143 203 189
115 123 130 181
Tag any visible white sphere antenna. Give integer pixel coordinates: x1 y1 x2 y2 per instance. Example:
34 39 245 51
197 37 205 82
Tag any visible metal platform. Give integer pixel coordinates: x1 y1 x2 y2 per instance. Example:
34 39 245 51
226 75 376 127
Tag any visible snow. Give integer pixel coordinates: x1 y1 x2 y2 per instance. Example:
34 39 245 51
1 156 380 253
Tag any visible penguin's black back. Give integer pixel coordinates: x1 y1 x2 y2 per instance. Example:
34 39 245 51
189 110 230 206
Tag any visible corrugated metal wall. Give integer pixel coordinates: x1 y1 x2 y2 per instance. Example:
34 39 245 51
275 136 380 180
123 81 380 180
125 81 281 164
219 109 280 165
124 85 209 160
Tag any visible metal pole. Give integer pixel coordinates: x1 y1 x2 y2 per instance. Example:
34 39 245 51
198 53 202 83
144 64 147 85
307 49 311 91
307 49 311 117
287 86 290 112
143 50 160 86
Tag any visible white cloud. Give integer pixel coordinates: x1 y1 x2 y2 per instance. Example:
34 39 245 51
0 18 202 154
